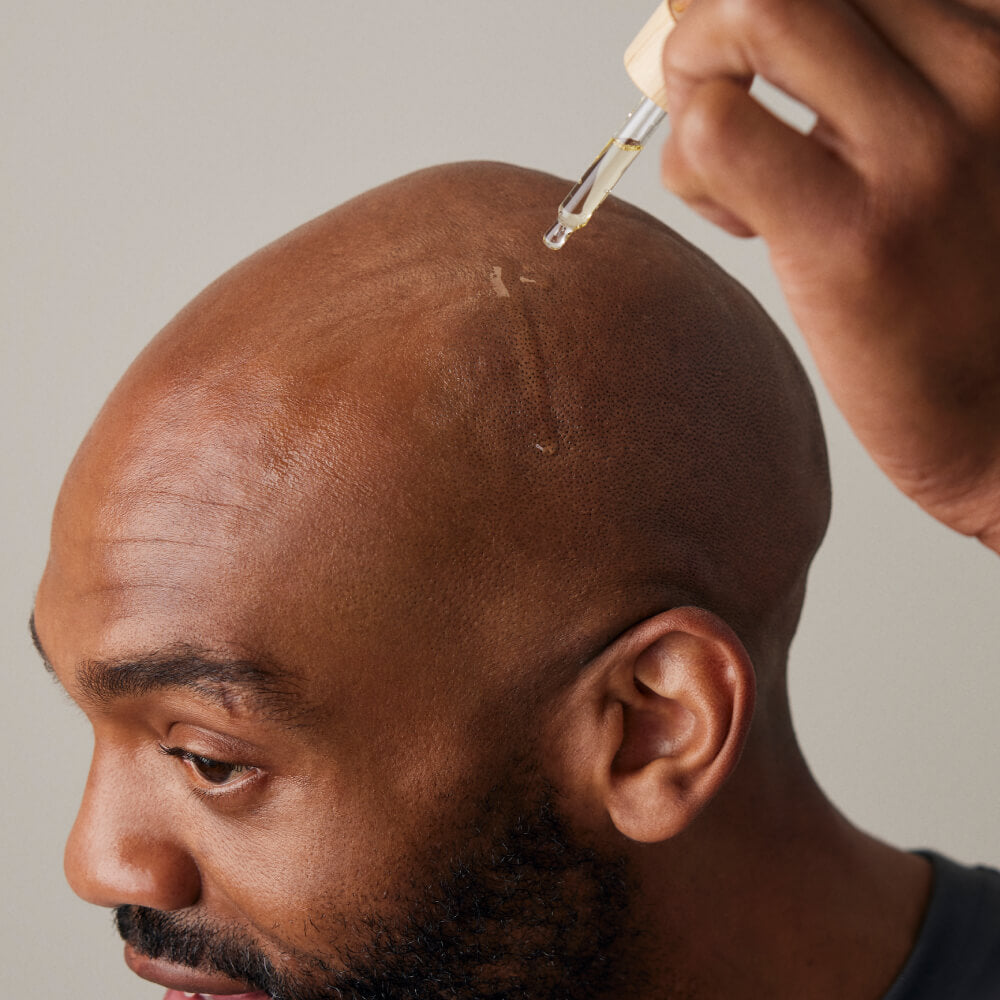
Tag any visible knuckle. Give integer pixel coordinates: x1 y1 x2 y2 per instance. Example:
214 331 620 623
746 0 793 33
932 5 1000 127
910 116 975 207
716 0 754 24
961 26 1000 126
718 0 781 29
976 16 1000 68
727 0 802 54
907 108 962 176
868 105 967 210
952 3 1000 68
858 111 973 262
674 82 742 171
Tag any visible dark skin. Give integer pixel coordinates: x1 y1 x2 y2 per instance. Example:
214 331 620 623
660 0 1000 550
35 162 933 999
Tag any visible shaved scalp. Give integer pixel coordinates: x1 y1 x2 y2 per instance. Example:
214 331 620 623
60 161 829 711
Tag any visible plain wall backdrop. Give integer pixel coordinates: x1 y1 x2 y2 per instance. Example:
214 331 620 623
2 2 997 998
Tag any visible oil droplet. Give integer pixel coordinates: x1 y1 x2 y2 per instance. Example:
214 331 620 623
489 265 510 298
543 222 571 250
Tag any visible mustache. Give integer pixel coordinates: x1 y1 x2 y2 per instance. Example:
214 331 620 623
114 905 290 995
112 791 632 1000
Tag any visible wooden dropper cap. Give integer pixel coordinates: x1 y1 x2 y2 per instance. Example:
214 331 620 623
624 0 689 111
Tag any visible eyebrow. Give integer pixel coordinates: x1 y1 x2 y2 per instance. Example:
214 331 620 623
28 611 308 727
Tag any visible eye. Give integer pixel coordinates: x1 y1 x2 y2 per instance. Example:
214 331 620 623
158 744 255 787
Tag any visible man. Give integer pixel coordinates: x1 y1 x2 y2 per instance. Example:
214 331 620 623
30 158 999 1000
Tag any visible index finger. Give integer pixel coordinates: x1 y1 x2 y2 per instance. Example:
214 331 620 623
661 0 937 152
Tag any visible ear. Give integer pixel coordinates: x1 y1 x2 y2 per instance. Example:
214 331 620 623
549 607 755 844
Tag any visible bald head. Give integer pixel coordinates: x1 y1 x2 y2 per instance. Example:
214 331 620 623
56 162 827 692
35 161 834 999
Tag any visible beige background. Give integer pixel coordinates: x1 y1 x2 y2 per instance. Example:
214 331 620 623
2 2 997 998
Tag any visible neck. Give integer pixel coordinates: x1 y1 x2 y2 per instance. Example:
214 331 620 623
623 712 932 1000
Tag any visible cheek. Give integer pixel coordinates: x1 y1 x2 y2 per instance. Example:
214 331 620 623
193 757 490 953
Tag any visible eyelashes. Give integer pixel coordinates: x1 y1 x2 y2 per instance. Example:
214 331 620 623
157 742 261 798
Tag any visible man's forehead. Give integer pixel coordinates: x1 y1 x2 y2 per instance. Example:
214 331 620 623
54 363 392 555
38 386 501 705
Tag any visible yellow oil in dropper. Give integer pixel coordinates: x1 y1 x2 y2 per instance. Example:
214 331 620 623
543 98 665 249
543 1 679 250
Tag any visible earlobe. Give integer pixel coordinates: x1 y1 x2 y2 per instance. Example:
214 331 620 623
604 607 756 843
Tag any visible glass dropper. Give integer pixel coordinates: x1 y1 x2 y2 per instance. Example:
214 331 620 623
543 96 666 250
543 0 682 250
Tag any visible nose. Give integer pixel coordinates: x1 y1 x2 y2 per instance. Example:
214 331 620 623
64 745 201 911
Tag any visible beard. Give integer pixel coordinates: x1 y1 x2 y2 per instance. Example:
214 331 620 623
115 787 636 1000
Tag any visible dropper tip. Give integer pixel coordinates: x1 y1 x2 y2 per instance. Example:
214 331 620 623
543 221 572 250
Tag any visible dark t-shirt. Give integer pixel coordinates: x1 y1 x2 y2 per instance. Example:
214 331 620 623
882 852 1000 999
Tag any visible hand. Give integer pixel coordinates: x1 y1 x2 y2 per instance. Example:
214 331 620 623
659 0 1000 550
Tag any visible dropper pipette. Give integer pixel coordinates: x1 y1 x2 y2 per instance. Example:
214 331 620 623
543 98 666 249
543 1 681 250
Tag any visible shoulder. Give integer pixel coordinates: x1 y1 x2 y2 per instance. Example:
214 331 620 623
883 852 1000 1000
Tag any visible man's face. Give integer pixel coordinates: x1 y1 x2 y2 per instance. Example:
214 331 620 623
31 397 633 1000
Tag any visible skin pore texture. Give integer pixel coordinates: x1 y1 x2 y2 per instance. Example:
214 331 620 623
33 162 931 1000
